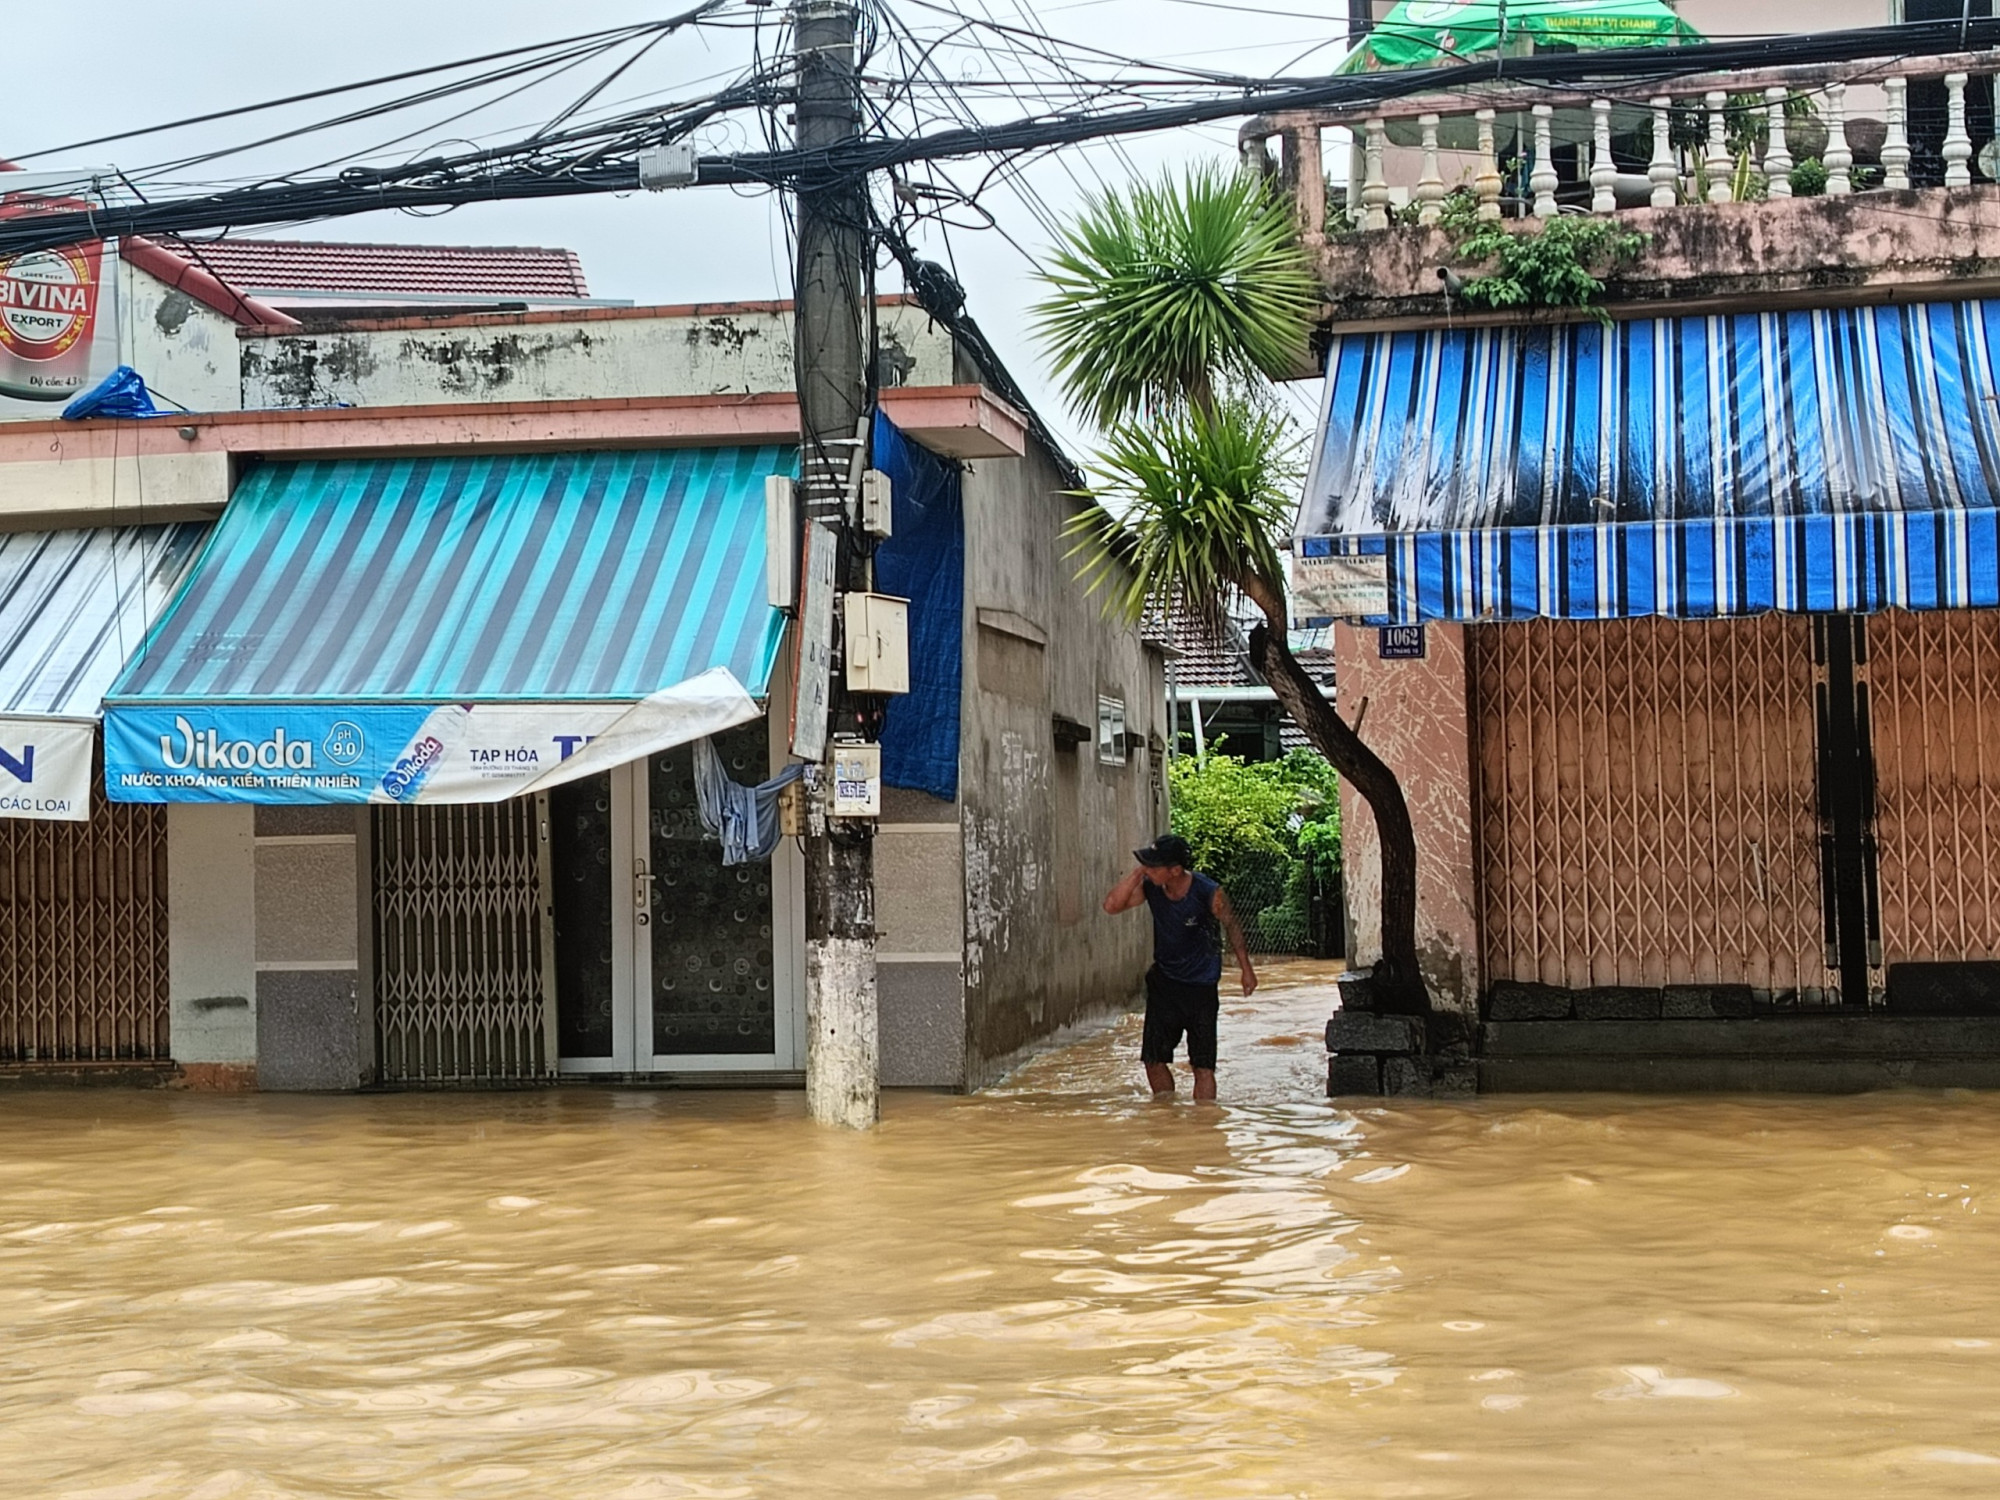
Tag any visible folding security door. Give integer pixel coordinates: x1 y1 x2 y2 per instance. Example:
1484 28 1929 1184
1869 610 2000 972
372 801 555 1083
0 792 168 1063
1470 615 1838 1001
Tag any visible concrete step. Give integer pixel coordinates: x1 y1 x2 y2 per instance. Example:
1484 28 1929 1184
1480 1015 2000 1093
1484 1016 2000 1057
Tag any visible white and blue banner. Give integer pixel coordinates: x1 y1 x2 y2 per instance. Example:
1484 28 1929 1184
0 717 97 822
103 668 761 806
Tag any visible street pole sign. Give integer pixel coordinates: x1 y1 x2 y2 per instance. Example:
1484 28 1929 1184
789 520 839 762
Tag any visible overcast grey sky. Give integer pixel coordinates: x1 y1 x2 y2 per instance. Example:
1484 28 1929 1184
8 0 1351 454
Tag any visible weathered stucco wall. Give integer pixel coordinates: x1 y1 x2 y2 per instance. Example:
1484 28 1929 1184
958 440 1165 1087
238 302 956 409
119 259 246 416
0 449 228 526
1315 189 2000 328
1334 621 1480 1017
167 803 257 1080
876 786 967 1089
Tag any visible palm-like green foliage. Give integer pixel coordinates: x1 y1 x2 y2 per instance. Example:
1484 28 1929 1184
1033 166 1320 428
1064 400 1299 631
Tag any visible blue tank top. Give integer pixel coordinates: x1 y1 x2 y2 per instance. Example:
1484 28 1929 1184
1142 872 1223 985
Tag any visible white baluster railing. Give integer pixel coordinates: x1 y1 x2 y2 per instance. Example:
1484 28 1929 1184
1416 113 1446 225
1244 51 2000 237
1361 118 1390 230
1883 76 1912 190
1591 99 1617 214
1764 87 1794 199
1475 108 1503 221
1650 96 1678 209
1945 71 1974 187
1531 104 1559 218
1705 90 1734 203
1824 82 1853 196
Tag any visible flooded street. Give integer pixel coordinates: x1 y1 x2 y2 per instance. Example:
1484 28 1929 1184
8 966 2000 1497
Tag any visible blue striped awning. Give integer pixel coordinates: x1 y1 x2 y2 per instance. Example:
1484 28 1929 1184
0 524 206 717
1297 300 2000 621
1300 510 2000 623
110 448 790 704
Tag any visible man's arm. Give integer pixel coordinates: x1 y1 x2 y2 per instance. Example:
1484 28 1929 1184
1212 887 1258 997
1103 865 1149 915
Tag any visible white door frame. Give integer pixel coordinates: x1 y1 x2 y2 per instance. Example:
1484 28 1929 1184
559 755 804 1074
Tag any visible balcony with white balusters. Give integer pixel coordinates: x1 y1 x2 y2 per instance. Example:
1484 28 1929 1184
1242 51 2000 329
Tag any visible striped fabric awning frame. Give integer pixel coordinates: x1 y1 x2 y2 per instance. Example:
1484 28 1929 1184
1296 509 2000 625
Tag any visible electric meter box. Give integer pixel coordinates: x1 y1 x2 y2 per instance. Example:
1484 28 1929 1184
843 591 910 694
859 468 893 539
831 741 882 818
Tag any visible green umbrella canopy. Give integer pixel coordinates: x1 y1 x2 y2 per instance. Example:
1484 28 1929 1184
1343 0 1702 72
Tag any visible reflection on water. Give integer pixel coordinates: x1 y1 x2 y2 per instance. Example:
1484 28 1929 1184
7 963 2000 1496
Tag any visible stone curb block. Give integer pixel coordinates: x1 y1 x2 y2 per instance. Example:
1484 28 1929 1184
1326 1013 1426 1054
1576 987 1662 1021
1327 1054 1382 1096
1486 982 1573 1021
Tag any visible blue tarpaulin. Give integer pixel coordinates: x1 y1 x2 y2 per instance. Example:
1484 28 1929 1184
61 366 166 421
872 411 963 801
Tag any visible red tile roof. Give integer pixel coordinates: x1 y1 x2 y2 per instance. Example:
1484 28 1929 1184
153 238 590 299
1143 594 1255 688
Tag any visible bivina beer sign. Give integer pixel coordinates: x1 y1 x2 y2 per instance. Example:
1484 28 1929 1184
0 175 118 412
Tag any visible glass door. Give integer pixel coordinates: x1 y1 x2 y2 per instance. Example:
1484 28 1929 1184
555 722 802 1074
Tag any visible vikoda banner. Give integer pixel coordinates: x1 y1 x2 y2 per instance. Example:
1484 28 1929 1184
102 669 762 806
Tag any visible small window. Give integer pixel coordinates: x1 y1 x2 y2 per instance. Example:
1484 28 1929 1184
1097 695 1127 766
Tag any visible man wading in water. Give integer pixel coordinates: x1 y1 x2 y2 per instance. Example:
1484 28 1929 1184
1102 834 1258 1101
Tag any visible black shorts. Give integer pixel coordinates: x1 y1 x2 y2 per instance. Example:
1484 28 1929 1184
1141 966 1221 1071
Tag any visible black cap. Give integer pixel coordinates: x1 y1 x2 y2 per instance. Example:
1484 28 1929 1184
1135 833 1192 869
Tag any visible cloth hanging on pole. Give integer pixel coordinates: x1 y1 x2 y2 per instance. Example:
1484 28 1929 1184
692 737 806 865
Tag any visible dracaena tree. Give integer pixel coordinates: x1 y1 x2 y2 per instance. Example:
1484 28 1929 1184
1036 163 1430 1015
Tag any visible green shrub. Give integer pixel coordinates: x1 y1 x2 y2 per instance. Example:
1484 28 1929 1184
1167 749 1343 954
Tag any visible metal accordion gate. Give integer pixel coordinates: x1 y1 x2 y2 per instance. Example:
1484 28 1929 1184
1867 609 2000 969
372 799 556 1084
0 792 169 1063
1469 615 1838 1001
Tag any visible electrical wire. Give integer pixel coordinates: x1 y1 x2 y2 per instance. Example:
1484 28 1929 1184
9 10 741 162
4 15 1998 258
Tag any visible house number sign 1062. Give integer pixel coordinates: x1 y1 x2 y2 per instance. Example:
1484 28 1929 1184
1378 625 1426 660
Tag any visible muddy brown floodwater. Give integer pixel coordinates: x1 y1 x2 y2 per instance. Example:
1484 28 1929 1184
7 964 2000 1497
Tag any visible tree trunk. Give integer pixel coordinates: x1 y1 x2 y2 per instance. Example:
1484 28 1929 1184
1247 620 1430 1016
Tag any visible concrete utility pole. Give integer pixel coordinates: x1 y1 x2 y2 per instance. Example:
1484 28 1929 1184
792 0 879 1130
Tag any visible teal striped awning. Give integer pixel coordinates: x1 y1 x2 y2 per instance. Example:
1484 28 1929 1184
111 447 791 704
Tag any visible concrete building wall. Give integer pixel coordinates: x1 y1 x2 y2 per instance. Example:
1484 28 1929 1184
877 786 966 1088
238 302 957 410
957 438 1165 1087
118 259 246 416
0 449 228 528
1333 621 1481 1018
166 803 258 1084
251 805 367 1090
